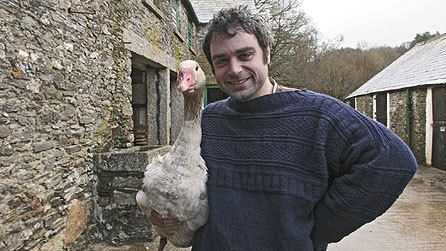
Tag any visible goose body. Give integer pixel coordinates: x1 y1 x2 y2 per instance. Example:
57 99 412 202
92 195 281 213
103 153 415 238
136 60 208 248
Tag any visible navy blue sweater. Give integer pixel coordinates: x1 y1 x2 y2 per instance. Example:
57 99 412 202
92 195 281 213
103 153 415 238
193 90 417 250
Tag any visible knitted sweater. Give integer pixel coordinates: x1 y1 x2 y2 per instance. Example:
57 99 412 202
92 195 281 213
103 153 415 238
192 89 417 251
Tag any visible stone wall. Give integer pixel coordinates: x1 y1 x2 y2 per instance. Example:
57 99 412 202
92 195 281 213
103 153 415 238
389 91 409 144
92 146 170 246
407 88 426 163
0 0 200 249
353 88 427 164
355 95 373 117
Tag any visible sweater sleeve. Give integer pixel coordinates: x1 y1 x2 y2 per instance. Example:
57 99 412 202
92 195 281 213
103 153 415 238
310 107 417 249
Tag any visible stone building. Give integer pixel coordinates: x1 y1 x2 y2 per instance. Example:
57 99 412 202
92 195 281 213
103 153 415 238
0 0 253 249
346 35 446 170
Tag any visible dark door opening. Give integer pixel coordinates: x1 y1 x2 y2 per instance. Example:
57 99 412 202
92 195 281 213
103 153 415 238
432 87 446 169
376 93 387 126
347 98 355 109
205 86 228 106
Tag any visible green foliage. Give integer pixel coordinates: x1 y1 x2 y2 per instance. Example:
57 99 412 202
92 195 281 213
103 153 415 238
409 31 442 48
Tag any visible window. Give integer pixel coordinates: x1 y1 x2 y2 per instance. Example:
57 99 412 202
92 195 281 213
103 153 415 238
131 68 148 126
131 67 148 145
187 19 193 48
172 0 180 30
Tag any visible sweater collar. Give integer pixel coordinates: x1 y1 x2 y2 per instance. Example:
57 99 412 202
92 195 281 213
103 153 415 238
227 80 303 113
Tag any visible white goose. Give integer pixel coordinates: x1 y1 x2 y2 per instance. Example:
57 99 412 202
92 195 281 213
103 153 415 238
136 60 208 250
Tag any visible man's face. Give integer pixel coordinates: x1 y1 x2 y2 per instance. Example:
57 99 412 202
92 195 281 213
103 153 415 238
210 30 271 101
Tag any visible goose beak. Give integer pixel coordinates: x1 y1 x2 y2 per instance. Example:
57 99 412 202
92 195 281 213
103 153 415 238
177 69 196 93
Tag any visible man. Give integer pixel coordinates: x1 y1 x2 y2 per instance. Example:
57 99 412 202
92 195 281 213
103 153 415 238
151 6 417 250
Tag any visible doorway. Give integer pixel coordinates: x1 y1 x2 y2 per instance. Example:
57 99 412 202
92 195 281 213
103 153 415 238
432 86 446 169
131 66 148 146
205 86 228 106
375 93 387 126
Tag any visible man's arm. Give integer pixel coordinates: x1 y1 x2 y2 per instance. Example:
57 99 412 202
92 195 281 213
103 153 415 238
310 108 417 249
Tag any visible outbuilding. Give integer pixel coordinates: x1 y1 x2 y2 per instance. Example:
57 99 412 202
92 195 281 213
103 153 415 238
346 35 446 170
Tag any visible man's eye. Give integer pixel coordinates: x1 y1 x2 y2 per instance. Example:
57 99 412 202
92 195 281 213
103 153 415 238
214 59 228 67
239 53 252 60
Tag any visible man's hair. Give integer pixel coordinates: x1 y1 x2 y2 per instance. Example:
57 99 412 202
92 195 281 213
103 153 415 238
202 5 272 71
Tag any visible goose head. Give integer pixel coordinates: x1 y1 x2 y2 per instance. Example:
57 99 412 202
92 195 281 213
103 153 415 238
177 60 206 95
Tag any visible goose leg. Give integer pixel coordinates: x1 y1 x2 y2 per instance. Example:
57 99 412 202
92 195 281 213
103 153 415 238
158 237 167 251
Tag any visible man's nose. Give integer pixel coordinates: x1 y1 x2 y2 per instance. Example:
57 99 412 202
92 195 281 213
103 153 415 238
228 59 243 75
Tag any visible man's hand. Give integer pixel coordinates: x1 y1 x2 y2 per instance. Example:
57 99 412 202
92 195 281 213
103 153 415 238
149 210 180 230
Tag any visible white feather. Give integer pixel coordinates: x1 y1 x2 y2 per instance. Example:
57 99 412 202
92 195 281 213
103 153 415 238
136 60 208 247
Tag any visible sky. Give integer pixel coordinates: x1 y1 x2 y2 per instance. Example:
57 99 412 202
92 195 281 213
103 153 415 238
301 0 446 48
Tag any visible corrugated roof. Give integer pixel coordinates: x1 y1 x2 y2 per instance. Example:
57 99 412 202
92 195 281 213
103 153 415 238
347 35 446 99
189 0 256 24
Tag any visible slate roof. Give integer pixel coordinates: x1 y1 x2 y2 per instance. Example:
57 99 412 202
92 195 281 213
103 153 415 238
189 0 256 24
347 35 446 99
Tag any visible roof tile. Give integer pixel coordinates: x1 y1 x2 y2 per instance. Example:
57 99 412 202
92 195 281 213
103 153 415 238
348 35 446 98
189 0 256 23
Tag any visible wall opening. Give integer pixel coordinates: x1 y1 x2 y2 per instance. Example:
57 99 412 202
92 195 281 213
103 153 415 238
347 98 355 108
432 86 446 169
205 85 228 106
131 66 148 146
130 54 165 147
376 93 387 126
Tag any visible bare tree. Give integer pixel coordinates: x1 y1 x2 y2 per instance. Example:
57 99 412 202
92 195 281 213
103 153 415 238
255 0 319 88
255 0 408 100
310 46 407 100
